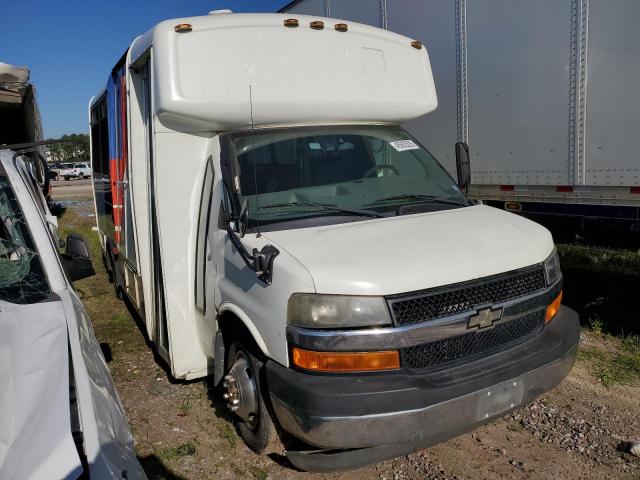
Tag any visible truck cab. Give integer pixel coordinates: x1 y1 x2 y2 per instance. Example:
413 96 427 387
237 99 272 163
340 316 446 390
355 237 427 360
89 12 579 471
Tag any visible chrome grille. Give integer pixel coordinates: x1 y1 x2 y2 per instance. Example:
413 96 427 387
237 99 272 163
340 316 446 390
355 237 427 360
389 267 546 327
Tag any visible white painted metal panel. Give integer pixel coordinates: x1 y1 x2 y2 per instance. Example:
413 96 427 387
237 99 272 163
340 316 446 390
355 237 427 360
331 0 381 27
387 0 458 173
152 13 437 132
584 0 640 186
466 0 573 186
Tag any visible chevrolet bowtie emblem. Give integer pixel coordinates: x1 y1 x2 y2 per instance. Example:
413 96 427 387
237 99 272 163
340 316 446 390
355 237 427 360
468 307 504 329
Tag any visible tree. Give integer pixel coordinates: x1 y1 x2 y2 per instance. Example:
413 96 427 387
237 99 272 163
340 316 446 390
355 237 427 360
45 133 90 162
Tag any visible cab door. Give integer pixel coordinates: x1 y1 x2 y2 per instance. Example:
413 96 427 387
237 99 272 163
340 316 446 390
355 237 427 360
195 156 220 346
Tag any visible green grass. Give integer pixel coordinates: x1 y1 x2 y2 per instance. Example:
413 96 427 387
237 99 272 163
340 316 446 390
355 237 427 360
157 442 197 461
558 244 640 276
216 420 238 449
179 398 192 416
248 466 268 480
587 315 604 334
580 335 640 387
623 335 640 355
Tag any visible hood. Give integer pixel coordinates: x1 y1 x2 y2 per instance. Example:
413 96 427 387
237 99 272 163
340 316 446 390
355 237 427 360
0 299 82 480
262 205 554 296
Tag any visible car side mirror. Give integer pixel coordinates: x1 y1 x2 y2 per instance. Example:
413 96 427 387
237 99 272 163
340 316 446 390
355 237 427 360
455 142 471 194
61 233 95 282
225 199 280 284
237 200 249 238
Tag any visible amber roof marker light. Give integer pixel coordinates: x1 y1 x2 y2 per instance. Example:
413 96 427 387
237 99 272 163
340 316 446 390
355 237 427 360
411 40 423 49
334 23 348 32
310 20 325 30
284 18 299 27
174 23 192 33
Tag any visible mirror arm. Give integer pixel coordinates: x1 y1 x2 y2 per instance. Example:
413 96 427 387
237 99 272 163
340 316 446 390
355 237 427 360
60 253 76 280
226 226 279 285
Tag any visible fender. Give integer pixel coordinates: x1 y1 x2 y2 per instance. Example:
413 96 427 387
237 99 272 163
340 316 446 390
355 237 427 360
216 302 271 358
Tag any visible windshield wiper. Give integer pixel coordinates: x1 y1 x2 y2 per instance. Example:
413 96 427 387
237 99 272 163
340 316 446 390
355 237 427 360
367 193 468 207
258 201 384 218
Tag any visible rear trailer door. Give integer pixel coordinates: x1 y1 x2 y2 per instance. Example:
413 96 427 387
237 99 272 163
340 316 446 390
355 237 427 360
465 0 573 186
584 0 640 187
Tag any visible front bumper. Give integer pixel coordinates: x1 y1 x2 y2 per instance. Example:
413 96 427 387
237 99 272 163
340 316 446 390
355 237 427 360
266 305 580 471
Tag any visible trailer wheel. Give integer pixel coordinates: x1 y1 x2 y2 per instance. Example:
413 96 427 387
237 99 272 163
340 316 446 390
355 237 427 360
224 340 278 454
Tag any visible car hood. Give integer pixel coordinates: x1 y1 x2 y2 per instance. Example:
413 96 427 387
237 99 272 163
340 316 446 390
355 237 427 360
262 205 554 295
0 299 83 480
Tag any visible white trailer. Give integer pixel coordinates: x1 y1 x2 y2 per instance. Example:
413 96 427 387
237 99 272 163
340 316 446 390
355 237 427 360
280 0 640 232
90 12 578 471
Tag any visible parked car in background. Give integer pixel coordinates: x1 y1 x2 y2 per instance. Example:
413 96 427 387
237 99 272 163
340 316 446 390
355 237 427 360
0 148 145 479
48 161 70 180
59 162 92 180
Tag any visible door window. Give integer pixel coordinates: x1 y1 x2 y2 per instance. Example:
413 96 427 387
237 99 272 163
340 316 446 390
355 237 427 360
195 157 215 313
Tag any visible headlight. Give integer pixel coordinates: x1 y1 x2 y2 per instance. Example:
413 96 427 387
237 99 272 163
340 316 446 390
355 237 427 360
543 248 561 286
287 294 392 329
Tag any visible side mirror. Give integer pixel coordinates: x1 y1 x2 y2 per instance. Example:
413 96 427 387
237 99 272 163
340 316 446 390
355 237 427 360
455 142 471 194
225 199 280 284
61 233 95 282
237 200 249 238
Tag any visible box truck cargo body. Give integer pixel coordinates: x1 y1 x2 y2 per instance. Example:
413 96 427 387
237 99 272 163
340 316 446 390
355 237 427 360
90 12 578 471
280 0 640 231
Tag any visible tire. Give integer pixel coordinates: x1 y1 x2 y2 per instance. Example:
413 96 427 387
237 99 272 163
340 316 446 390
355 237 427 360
79 173 84 180
225 340 279 454
102 252 114 283
64 176 70 181
109 251 124 299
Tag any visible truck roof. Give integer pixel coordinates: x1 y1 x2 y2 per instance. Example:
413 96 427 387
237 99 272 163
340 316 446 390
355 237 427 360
123 12 437 132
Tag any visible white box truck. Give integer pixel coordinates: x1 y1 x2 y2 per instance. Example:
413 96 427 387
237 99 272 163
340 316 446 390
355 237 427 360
89 12 578 471
280 0 640 236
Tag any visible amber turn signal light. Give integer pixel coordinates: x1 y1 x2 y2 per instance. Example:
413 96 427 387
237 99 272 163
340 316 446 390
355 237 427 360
174 23 192 33
545 290 563 324
292 348 400 372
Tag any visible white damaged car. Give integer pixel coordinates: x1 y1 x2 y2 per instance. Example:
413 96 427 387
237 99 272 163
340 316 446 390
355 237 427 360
0 149 145 479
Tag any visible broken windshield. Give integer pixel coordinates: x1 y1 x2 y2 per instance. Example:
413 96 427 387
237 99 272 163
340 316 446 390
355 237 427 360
0 171 49 304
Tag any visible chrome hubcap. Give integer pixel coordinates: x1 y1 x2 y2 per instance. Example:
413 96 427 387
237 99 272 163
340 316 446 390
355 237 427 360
223 353 258 426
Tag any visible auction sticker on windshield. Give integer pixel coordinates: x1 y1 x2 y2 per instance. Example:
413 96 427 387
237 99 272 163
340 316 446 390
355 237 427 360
390 139 420 152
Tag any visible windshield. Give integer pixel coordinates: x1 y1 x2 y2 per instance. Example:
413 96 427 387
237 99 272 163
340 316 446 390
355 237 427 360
0 170 50 303
226 125 468 230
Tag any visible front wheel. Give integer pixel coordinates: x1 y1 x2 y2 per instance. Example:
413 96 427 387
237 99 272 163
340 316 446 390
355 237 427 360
64 176 70 181
79 173 84 179
223 340 278 454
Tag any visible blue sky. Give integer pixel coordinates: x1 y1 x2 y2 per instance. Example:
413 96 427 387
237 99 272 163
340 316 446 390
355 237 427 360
2 1 287 138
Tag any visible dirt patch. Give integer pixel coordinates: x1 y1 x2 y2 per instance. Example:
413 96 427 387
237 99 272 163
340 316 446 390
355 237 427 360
59 204 640 479
50 178 93 200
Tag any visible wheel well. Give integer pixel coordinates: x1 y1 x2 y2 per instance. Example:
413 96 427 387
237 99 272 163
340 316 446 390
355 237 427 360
217 311 264 361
